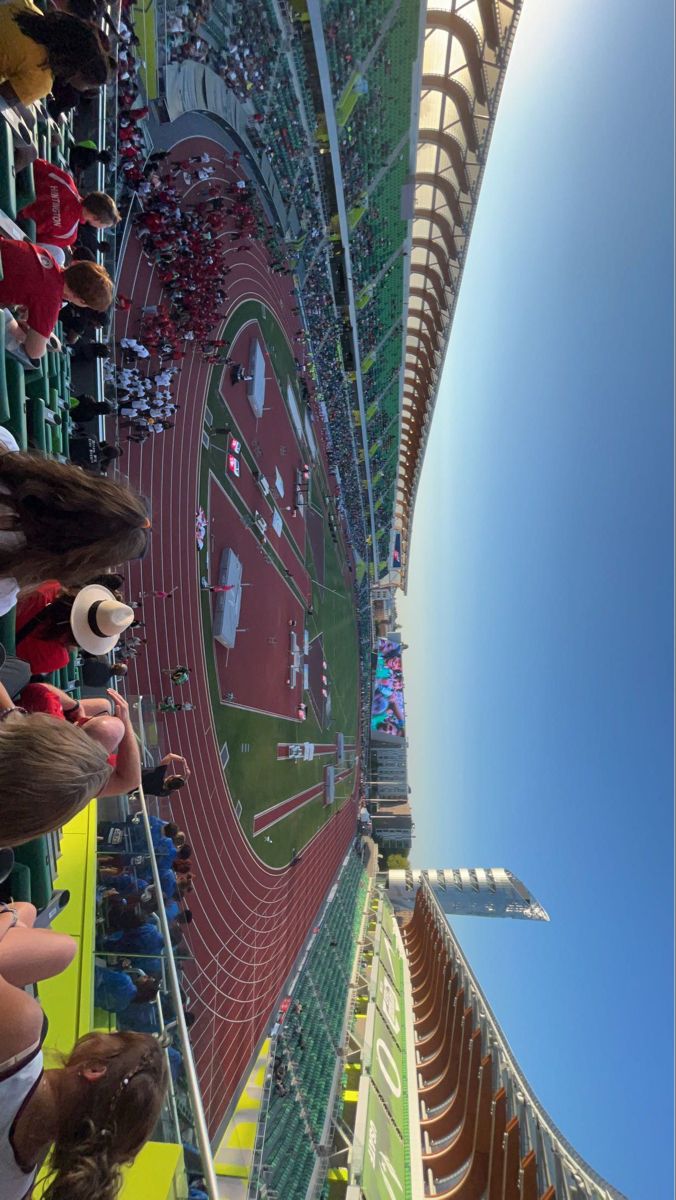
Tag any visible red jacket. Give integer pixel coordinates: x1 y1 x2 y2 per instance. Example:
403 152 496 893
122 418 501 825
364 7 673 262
21 160 84 248
15 580 72 673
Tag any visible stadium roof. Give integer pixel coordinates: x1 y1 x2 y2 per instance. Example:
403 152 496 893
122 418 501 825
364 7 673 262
397 0 524 589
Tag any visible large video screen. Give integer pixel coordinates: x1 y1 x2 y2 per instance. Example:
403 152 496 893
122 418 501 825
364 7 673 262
371 638 406 737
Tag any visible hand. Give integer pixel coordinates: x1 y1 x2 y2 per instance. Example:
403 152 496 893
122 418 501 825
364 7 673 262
107 689 130 721
168 752 190 777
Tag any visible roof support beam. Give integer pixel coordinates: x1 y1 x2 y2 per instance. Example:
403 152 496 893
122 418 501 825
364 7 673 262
418 129 470 194
420 76 479 151
425 11 487 104
415 170 465 227
411 238 454 290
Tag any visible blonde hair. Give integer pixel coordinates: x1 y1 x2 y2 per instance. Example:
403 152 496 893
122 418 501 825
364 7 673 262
43 1031 168 1200
0 712 112 846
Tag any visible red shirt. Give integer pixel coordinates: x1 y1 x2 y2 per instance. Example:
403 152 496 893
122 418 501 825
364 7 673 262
21 159 84 248
20 684 117 767
0 238 64 338
15 580 71 674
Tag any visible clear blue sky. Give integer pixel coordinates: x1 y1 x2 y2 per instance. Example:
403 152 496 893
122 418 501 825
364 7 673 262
398 2 674 1198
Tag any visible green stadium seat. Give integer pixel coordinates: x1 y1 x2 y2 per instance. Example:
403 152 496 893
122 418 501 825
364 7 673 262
17 216 36 242
15 163 36 212
27 393 47 452
3 357 27 448
0 322 10 425
5 861 32 903
0 121 17 220
0 606 16 655
50 422 63 456
13 838 54 911
24 363 48 400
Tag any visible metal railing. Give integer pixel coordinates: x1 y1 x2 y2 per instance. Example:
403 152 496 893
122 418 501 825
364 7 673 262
95 704 218 1198
135 791 219 1198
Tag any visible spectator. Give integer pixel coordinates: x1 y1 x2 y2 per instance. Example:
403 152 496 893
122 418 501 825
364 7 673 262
140 752 191 796
68 433 122 471
0 680 141 847
71 341 112 362
69 393 115 422
21 159 121 252
69 140 113 173
173 847 193 881
0 238 113 358
94 964 160 1013
0 959 166 1200
59 301 107 343
14 579 80 674
15 577 132 676
0 440 150 603
80 658 128 687
0 2 112 108
189 1181 209 1200
103 919 165 974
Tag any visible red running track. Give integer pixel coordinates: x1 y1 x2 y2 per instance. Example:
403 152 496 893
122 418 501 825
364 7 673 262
113 133 358 1132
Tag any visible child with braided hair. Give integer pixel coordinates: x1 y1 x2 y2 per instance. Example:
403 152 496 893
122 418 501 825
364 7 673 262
0 905 168 1200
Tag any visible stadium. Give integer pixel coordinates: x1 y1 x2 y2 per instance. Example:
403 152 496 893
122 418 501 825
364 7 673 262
0 2 630 1200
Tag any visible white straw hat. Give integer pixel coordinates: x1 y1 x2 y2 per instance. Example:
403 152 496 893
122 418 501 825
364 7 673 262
69 584 135 654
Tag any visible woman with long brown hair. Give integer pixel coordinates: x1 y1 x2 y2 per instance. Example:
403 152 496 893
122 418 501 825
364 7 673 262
0 433 150 616
0 1 112 108
0 907 167 1200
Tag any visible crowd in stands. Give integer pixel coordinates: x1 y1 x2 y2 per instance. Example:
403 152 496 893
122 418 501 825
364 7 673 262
0 457 165 1195
0 0 386 1192
259 850 369 1197
160 0 380 567
166 0 277 98
322 0 396 94
114 7 152 201
0 3 179 1191
165 0 214 66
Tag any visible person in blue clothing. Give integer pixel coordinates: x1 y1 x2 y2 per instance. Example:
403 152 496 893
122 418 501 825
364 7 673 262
127 814 184 857
139 884 192 927
151 829 182 861
102 918 166 975
100 868 150 896
94 963 160 1013
159 865 177 900
167 1044 183 1084
117 999 161 1033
